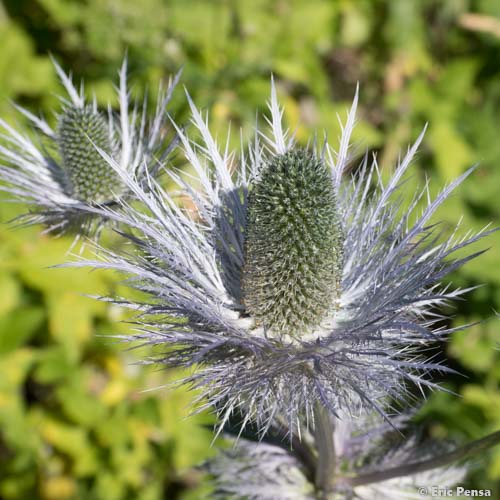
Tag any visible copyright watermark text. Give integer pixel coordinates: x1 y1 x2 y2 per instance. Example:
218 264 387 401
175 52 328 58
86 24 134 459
418 486 492 497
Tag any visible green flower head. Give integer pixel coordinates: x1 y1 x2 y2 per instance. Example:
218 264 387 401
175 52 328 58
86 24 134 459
243 149 343 339
57 104 123 203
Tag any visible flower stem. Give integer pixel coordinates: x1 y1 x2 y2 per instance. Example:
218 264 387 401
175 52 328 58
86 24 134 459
343 429 500 487
314 403 336 498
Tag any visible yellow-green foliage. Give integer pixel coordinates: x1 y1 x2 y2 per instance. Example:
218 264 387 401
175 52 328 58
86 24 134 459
0 0 499 496
0 202 215 499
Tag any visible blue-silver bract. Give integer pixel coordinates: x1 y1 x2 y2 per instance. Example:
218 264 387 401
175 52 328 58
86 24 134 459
77 81 492 436
0 58 179 240
206 411 467 500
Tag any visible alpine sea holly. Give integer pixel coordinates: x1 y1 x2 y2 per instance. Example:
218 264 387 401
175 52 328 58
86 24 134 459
0 58 180 240
1 63 497 497
74 81 494 444
206 410 471 499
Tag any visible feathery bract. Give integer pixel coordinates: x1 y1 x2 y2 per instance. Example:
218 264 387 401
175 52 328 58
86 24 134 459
205 412 467 500
0 58 179 238
74 82 492 438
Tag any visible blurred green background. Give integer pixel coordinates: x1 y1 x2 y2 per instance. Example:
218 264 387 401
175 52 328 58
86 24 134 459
0 0 499 498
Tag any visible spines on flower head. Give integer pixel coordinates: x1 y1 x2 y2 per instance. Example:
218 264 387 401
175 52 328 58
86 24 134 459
67 80 494 439
243 149 344 338
57 105 123 203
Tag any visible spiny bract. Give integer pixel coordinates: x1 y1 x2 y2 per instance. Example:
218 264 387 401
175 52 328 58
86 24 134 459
0 58 179 239
72 82 492 437
205 411 467 500
243 149 343 338
57 105 123 203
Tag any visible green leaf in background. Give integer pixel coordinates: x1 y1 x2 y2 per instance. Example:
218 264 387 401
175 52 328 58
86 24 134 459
34 345 78 384
429 120 474 179
0 0 499 497
47 292 97 362
0 272 21 315
0 306 44 354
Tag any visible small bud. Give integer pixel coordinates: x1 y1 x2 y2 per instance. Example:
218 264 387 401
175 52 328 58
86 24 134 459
243 149 344 339
57 105 123 203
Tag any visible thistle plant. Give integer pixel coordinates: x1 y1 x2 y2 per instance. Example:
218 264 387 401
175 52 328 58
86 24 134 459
63 82 499 497
206 410 472 499
2 66 498 498
0 58 179 239
77 84 493 430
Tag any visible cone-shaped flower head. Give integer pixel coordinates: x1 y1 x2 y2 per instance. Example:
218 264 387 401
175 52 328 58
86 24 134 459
243 149 343 338
77 82 493 436
0 57 180 238
57 104 123 203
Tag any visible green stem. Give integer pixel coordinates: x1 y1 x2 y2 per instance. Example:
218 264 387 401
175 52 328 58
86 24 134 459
342 430 500 487
314 403 336 499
